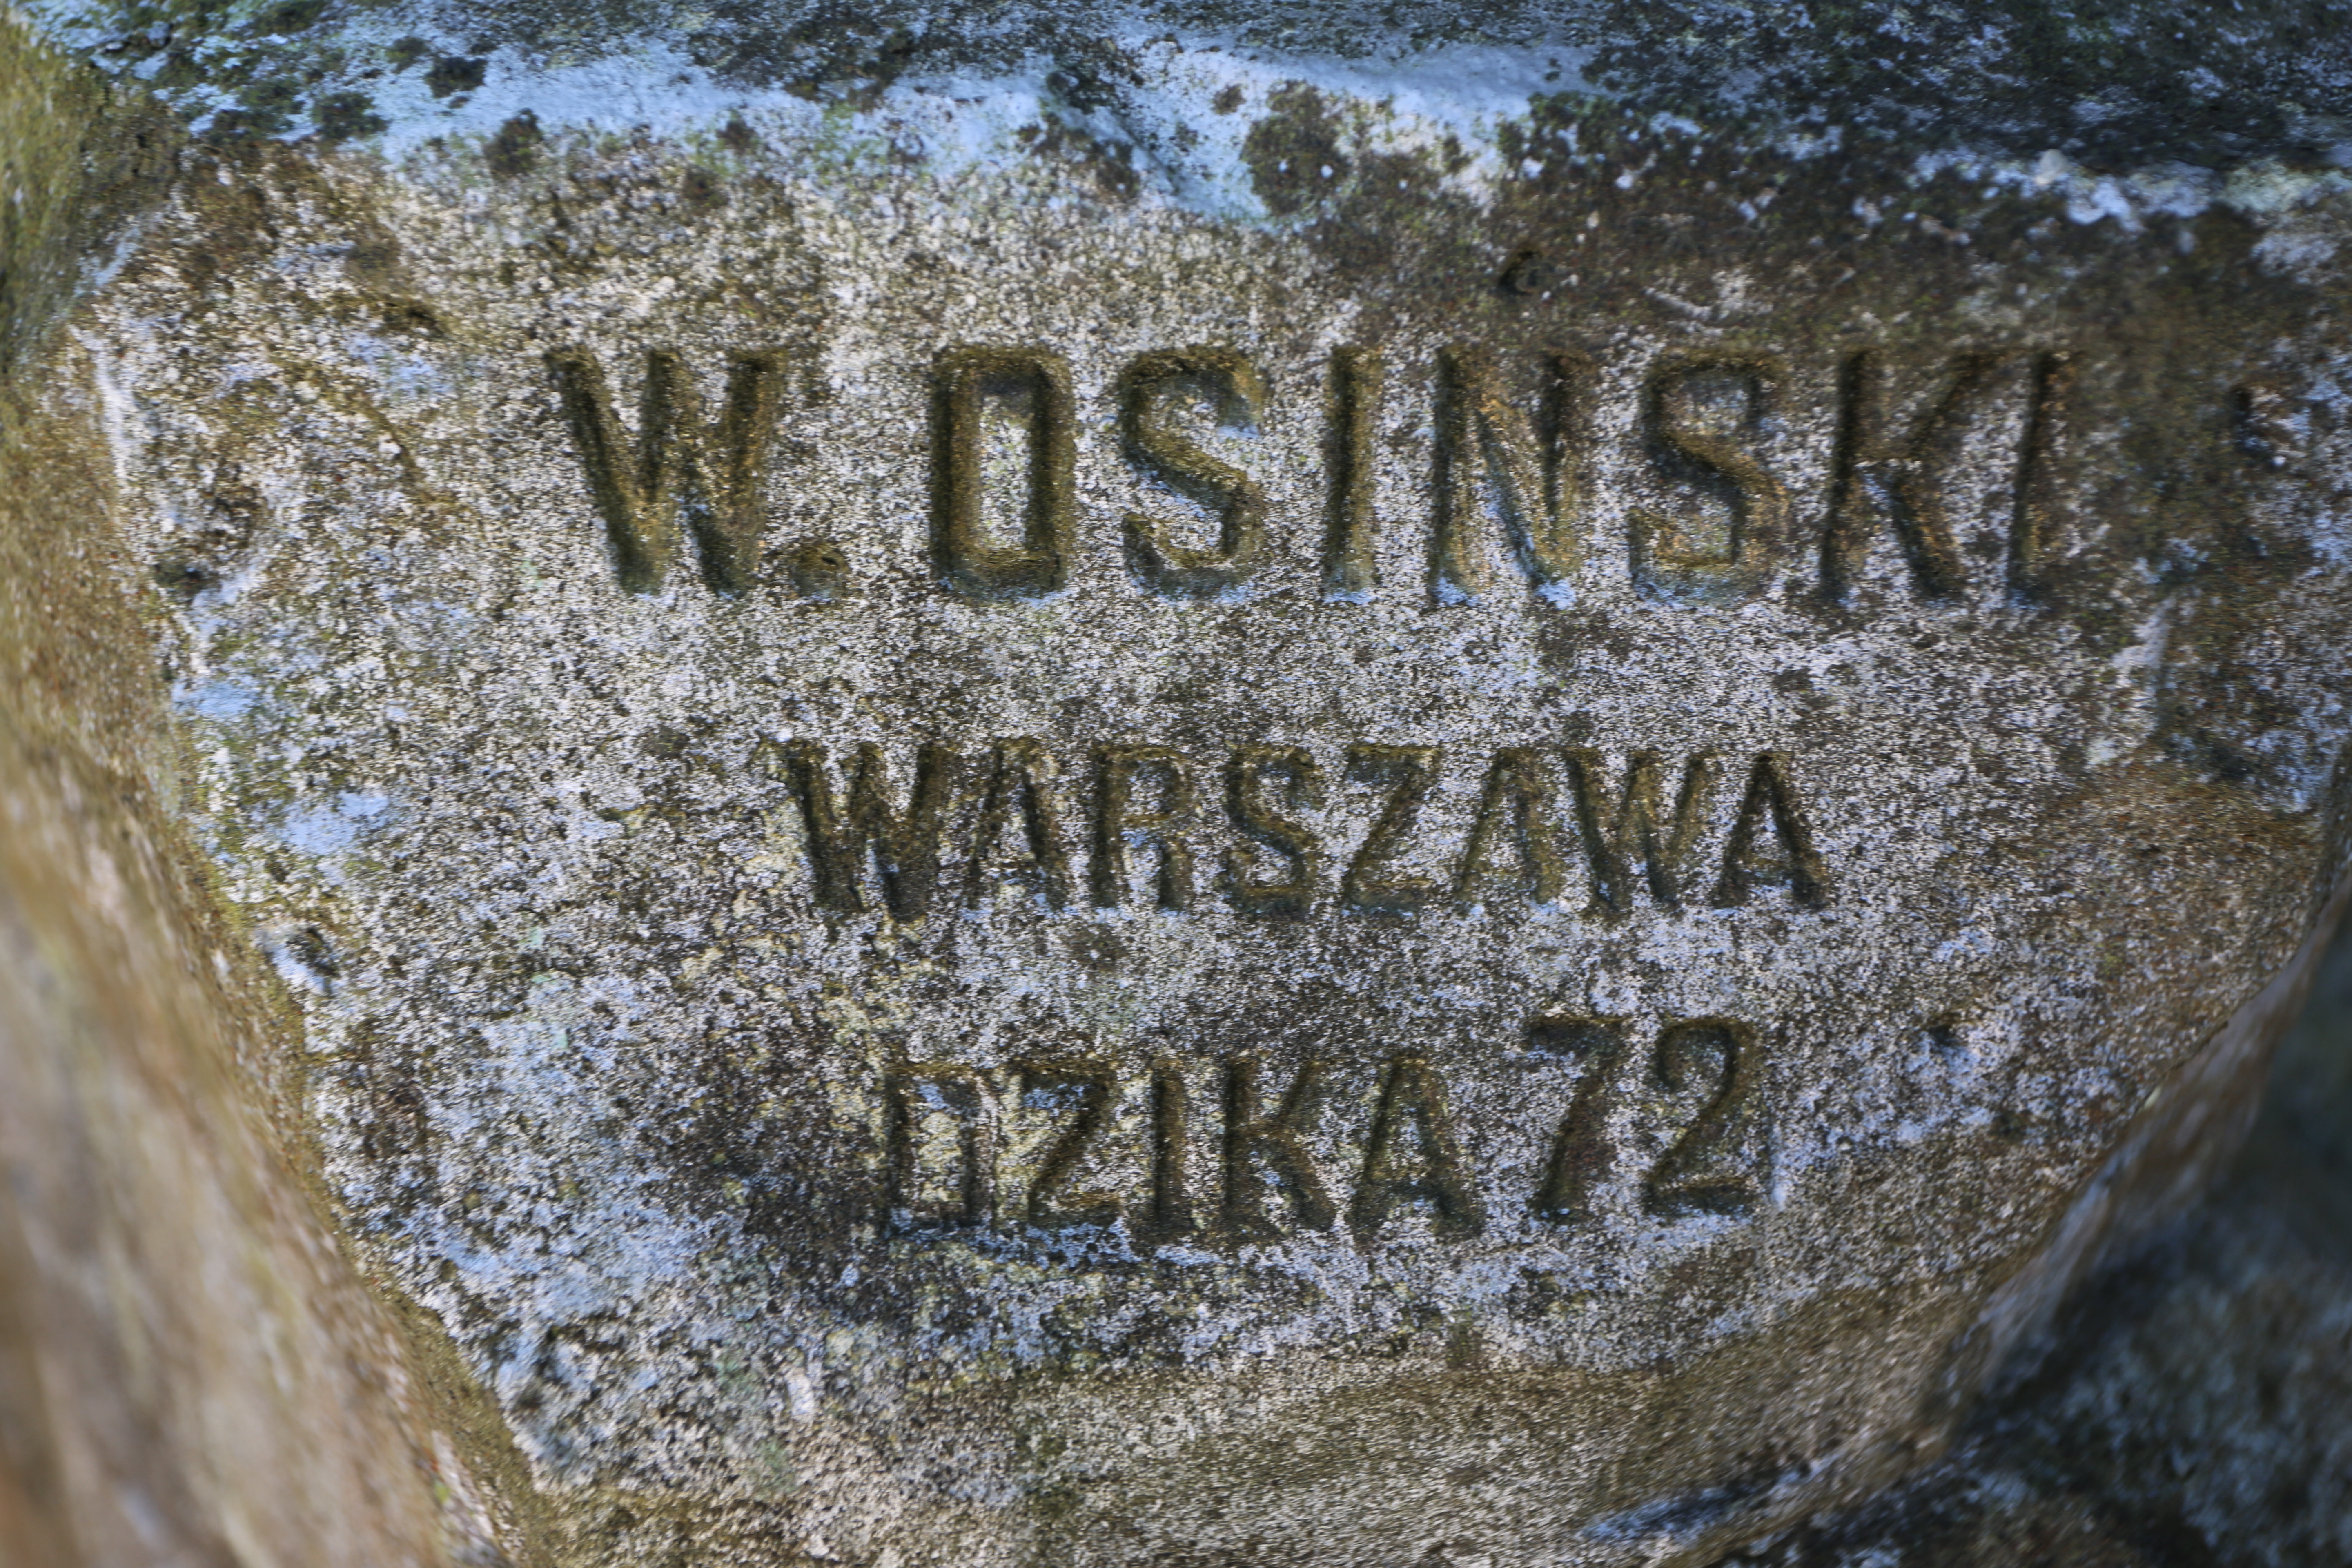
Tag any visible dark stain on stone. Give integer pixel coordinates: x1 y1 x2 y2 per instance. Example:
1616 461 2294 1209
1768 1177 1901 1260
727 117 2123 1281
1242 84 1350 216
287 925 342 982
253 0 325 36
152 555 218 604
1016 115 1138 202
208 76 301 141
1046 64 1121 114
680 164 724 210
379 300 442 336
342 223 402 289
1496 246 1564 297
486 110 543 177
314 90 385 142
425 56 486 99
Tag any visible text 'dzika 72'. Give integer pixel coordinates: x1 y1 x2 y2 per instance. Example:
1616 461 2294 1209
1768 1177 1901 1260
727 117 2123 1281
882 1017 1774 1250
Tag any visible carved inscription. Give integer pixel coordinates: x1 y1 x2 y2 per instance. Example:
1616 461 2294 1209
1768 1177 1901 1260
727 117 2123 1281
1529 1014 1627 1223
1322 345 1384 599
1431 345 1587 602
931 347 1076 600
1352 1055 1483 1240
550 347 784 593
782 740 955 919
1226 744 1321 917
552 340 2073 604
1644 1020 1769 1216
1821 348 2073 601
1823 349 2005 601
1138 1060 1194 1245
873 1028 1777 1249
1456 748 1567 909
967 737 1076 910
1119 347 1268 597
1530 1012 1771 1223
886 1064 991 1229
1342 744 1445 913
1635 353 1787 602
1093 745 1198 911
1566 748 1715 914
1222 1056 1335 1240
1714 754 1831 910
1016 1058 1120 1230
774 742 1830 920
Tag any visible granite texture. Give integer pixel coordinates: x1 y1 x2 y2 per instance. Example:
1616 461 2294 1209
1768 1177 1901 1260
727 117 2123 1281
4 6 2352 1566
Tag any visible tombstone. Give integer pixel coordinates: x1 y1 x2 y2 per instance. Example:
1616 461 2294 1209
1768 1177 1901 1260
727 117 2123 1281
4 5 2351 1565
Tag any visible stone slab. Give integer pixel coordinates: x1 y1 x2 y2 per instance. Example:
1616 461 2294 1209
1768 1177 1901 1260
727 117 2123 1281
15 5 2352 1564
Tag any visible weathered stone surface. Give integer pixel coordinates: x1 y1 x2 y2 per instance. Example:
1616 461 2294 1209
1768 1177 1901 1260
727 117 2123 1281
1731 915 2352 1567
12 4 2352 1566
0 20 497 1567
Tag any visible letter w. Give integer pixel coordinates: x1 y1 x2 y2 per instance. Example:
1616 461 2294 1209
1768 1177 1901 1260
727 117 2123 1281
1564 749 1717 913
784 742 959 920
550 347 784 594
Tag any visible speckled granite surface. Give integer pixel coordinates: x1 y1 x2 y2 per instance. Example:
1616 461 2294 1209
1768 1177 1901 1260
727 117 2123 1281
6 7 2352 1566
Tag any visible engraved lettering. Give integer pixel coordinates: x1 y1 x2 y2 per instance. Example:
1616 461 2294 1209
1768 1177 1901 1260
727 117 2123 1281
967 738 1076 910
2009 350 2074 598
1343 744 1445 913
863 1017 1791 1256
1432 345 1588 603
1822 349 2010 601
1564 748 1717 913
1454 746 1568 909
1635 354 1787 601
887 1065 991 1231
1323 345 1385 600
1225 744 1322 917
1221 1056 1335 1240
932 347 1076 601
1644 1020 1768 1217
1118 347 1269 597
1092 744 1198 911
549 346 784 594
1527 1014 1628 1223
1137 1058 1195 1245
762 737 1834 926
781 741 958 919
1352 1054 1484 1239
1015 1058 1120 1230
1711 751 1829 909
